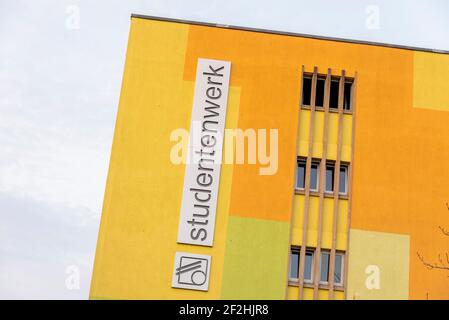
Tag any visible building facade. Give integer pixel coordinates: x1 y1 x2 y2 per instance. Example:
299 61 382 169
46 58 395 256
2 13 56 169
90 15 449 300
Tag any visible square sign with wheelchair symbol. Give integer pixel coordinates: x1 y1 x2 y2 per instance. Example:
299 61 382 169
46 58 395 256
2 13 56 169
172 252 211 291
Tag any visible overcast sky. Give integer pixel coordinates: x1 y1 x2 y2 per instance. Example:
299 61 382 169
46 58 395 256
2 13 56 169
0 0 448 299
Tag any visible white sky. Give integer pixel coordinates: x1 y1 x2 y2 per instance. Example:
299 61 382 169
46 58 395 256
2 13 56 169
0 0 448 299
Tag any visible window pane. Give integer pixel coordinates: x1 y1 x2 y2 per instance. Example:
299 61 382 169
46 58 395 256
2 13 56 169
344 82 352 110
302 77 312 105
320 252 330 282
296 161 305 189
339 167 347 194
334 254 343 284
315 78 325 107
330 80 339 109
326 165 334 192
290 251 299 279
304 251 313 281
310 164 318 191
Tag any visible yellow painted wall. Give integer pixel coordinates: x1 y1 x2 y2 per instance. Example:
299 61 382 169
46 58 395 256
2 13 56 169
298 110 352 162
90 19 241 299
287 286 345 300
291 195 347 250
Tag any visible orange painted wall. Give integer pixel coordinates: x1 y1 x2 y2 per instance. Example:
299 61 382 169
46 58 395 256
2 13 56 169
183 27 303 223
351 55 449 299
182 24 449 299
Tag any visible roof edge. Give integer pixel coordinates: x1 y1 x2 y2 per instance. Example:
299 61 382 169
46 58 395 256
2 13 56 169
131 13 449 55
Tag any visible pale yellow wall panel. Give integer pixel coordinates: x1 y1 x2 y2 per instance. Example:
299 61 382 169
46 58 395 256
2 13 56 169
413 52 449 111
346 229 410 300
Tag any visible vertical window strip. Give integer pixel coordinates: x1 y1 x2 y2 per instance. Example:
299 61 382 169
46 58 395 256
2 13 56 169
328 69 346 299
312 68 331 299
293 68 356 300
298 66 318 300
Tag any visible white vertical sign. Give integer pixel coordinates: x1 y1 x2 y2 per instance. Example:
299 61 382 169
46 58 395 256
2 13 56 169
177 58 231 247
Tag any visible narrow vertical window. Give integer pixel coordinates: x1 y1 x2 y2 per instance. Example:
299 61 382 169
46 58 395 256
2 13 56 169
315 77 325 107
304 250 314 283
310 162 319 191
334 253 343 285
339 166 348 195
302 75 312 106
320 252 330 282
329 78 339 109
289 249 300 279
296 158 306 189
343 81 352 111
325 164 334 193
